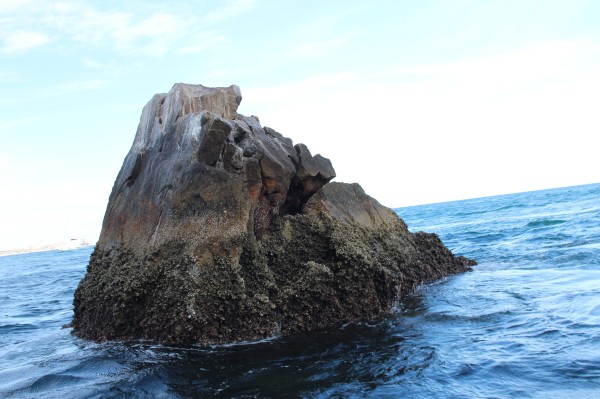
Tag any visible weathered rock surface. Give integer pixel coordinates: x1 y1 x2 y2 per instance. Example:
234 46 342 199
72 83 475 345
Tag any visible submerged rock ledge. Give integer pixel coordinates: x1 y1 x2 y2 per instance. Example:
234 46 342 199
72 83 475 345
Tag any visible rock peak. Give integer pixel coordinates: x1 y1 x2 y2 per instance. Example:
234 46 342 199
133 83 242 152
101 83 336 251
169 83 242 119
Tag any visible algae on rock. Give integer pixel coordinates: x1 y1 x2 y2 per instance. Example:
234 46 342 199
72 83 475 345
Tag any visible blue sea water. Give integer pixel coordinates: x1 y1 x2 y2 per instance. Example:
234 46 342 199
1 183 599 398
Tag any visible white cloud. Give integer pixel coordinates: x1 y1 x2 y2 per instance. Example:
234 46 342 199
204 65 255 80
2 31 50 54
26 79 108 99
52 79 108 94
206 0 253 23
290 37 347 57
1 1 252 58
177 43 216 54
242 40 600 207
0 177 109 249
40 3 195 56
82 58 142 76
0 0 37 13
0 69 22 84
378 40 599 91
176 32 227 54
112 13 188 55
244 72 356 106
0 117 34 132
286 6 366 58
0 155 7 177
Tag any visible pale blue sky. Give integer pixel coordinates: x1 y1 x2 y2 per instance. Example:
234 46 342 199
1 0 599 249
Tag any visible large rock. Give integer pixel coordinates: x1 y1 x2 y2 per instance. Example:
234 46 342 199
72 83 475 344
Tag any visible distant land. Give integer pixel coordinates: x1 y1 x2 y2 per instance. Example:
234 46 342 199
0 239 91 257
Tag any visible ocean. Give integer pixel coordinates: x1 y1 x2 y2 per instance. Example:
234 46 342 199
1 183 599 398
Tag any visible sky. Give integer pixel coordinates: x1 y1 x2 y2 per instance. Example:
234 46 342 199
0 0 599 249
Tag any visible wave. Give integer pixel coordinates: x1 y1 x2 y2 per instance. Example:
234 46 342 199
0 323 38 334
526 219 566 228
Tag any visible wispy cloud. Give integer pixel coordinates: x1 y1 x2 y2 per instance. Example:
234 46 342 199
82 58 143 78
0 115 39 137
285 7 366 59
59 79 107 92
378 40 599 81
42 4 194 56
175 32 227 54
245 72 356 105
2 31 50 54
205 65 255 79
290 37 347 58
240 72 358 122
0 1 257 58
0 118 31 132
206 0 253 23
0 79 109 106
0 69 22 84
45 79 108 96
0 0 38 14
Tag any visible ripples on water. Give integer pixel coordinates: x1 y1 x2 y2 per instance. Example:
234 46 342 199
1 183 599 398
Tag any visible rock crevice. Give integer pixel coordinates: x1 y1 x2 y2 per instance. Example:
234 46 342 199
72 83 475 345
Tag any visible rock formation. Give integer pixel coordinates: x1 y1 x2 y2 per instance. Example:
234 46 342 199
72 83 475 345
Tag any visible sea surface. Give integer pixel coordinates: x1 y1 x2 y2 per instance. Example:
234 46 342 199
1 183 599 398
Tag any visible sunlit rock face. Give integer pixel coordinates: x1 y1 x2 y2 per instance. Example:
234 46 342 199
72 83 475 345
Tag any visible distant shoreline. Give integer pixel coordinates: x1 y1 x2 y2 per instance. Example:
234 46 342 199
0 240 92 257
